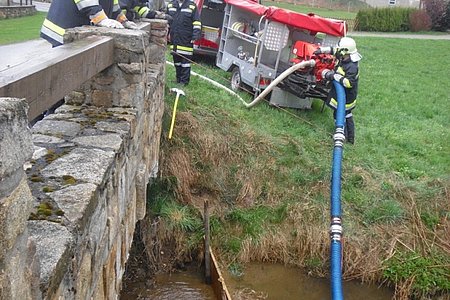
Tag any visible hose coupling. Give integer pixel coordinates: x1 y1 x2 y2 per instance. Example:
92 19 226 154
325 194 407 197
333 128 345 147
329 217 343 241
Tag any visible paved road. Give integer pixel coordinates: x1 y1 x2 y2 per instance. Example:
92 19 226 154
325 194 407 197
349 31 450 40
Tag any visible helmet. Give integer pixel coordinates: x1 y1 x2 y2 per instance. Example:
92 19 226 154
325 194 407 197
337 37 362 62
337 37 357 55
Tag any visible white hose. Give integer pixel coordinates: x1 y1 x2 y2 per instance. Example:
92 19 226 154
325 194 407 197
166 59 315 109
166 61 249 106
245 59 316 108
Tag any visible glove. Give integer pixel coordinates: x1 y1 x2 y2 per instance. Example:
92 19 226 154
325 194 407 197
123 20 138 29
322 69 334 81
333 73 344 82
313 46 333 55
97 18 124 29
155 11 166 19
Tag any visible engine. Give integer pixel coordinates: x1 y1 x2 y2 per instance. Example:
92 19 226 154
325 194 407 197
278 40 336 100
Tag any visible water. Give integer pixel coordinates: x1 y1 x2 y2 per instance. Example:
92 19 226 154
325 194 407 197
120 264 216 300
223 262 394 300
121 261 394 300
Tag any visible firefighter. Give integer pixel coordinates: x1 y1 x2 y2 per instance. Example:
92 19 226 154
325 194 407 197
41 0 139 47
166 0 202 85
315 37 362 144
119 0 167 21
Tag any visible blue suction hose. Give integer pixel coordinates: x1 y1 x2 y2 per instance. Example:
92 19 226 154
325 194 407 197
330 80 346 300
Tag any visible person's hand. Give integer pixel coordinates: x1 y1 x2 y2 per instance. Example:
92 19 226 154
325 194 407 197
321 69 334 81
333 73 343 82
155 11 166 19
97 18 124 29
123 20 138 29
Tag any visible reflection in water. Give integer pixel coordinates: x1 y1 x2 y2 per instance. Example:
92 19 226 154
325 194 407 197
224 263 394 300
120 265 216 300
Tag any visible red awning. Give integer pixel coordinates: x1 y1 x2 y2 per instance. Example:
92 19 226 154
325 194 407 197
224 0 268 16
266 6 346 37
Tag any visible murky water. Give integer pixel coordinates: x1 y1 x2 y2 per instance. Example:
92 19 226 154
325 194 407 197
121 262 393 300
223 262 394 300
120 265 216 300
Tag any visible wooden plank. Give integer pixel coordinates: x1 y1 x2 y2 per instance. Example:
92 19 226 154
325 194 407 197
0 36 114 121
210 248 232 300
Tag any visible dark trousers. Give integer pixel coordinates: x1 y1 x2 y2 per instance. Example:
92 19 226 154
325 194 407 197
172 52 192 85
333 110 355 144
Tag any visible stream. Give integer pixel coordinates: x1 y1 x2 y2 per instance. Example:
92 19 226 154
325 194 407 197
120 262 394 299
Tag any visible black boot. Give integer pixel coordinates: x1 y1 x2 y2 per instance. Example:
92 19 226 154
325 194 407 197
346 116 355 144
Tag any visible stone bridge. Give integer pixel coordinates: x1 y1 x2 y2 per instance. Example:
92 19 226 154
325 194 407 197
0 20 167 299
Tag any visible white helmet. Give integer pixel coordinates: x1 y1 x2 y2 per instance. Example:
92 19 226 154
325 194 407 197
337 37 362 62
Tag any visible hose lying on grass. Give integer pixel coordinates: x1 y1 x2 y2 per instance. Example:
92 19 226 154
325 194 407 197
166 61 248 106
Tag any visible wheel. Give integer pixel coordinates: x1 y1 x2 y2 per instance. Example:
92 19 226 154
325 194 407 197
230 67 242 92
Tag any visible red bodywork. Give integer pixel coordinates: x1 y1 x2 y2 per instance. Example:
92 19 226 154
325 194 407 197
194 0 346 60
291 40 336 82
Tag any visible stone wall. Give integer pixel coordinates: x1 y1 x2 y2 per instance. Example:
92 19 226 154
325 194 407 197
0 5 36 19
0 20 167 300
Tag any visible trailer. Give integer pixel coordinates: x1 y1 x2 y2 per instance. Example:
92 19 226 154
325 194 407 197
216 0 347 109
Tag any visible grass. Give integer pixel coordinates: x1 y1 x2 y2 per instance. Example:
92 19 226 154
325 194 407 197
261 0 359 19
160 36 450 298
0 12 47 45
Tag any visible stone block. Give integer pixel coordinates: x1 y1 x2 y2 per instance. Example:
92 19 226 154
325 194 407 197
41 148 115 186
0 98 33 179
28 220 73 296
32 119 81 138
0 176 33 261
92 90 113 107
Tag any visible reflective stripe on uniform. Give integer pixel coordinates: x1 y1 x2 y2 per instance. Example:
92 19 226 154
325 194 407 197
177 45 193 51
168 7 176 11
181 63 191 67
336 66 352 88
181 8 192 13
330 98 356 110
174 62 182 66
189 4 195 9
138 6 149 16
43 18 65 36
193 20 201 29
74 0 99 10
176 49 193 55
41 26 64 44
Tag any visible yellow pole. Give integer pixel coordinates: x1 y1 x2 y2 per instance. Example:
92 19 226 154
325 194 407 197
168 93 180 139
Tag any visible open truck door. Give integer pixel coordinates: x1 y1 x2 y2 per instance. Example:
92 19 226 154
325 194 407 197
194 0 261 57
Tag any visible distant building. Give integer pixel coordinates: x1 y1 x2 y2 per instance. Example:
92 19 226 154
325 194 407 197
364 0 420 8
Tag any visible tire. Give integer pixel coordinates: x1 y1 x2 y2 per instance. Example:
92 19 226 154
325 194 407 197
230 67 242 92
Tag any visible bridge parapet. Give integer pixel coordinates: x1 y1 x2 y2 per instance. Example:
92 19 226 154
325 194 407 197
0 20 167 300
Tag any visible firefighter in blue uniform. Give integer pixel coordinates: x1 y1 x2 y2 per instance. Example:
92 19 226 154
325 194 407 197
41 0 138 47
119 0 163 21
166 0 201 85
316 37 362 144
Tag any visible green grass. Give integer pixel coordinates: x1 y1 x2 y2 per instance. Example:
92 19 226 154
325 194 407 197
0 12 47 45
261 1 358 19
163 36 450 297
